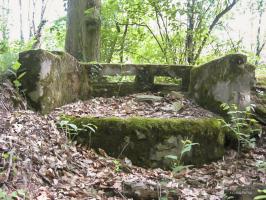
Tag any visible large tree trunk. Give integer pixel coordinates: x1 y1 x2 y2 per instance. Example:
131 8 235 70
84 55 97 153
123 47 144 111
65 0 101 62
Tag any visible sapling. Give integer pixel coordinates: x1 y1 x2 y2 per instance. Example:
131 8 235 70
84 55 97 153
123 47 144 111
220 103 261 153
58 119 97 145
81 123 97 148
58 120 79 140
165 139 199 173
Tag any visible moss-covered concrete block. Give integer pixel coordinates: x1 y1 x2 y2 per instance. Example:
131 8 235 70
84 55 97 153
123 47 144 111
82 63 193 93
189 54 255 114
64 116 225 169
18 49 91 113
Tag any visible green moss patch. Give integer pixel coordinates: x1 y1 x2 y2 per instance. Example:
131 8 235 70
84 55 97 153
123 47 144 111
256 74 266 89
63 116 226 169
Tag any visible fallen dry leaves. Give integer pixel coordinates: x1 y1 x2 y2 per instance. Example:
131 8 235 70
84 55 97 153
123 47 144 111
51 92 216 119
0 81 265 200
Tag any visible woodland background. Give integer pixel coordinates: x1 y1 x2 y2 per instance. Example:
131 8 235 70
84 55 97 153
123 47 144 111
0 0 266 72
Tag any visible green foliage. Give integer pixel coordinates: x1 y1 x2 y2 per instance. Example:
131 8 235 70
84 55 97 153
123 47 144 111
154 76 181 85
43 17 66 51
0 40 34 77
81 123 97 148
254 189 266 200
256 160 266 171
165 139 199 173
1 151 18 168
220 103 261 152
113 159 122 173
58 118 97 145
101 0 240 64
84 8 94 16
58 119 79 139
0 189 26 200
105 75 135 83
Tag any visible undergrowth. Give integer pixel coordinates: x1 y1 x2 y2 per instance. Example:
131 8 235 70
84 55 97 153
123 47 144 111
220 103 261 153
166 139 199 173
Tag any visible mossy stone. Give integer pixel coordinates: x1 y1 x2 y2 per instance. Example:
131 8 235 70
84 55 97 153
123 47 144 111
18 49 91 113
63 116 226 169
189 54 255 115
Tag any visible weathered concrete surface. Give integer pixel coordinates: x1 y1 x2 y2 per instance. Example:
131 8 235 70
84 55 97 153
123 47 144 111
65 116 226 169
83 63 192 91
18 49 91 113
189 54 256 114
254 74 266 123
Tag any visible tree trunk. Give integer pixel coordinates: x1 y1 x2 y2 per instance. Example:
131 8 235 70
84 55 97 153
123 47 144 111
185 0 196 65
31 0 48 49
255 0 266 65
0 0 10 41
19 0 24 42
65 0 101 62
119 18 129 63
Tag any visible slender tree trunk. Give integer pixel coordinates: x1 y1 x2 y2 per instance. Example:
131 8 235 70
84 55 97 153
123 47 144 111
27 0 33 38
106 22 120 63
255 2 266 65
32 0 48 49
193 0 239 63
119 18 129 63
31 0 36 35
19 0 24 42
185 0 196 64
65 0 101 62
1 0 10 41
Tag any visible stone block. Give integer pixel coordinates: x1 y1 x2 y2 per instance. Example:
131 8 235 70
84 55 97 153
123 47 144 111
18 49 91 113
189 54 255 114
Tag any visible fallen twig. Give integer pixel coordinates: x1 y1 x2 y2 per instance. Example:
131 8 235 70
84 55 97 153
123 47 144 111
4 149 14 183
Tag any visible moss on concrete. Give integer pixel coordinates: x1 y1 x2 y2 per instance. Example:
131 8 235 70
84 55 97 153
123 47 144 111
18 49 91 113
189 54 255 115
63 116 226 168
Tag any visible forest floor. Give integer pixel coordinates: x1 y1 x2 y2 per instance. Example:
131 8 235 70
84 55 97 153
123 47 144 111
0 79 265 200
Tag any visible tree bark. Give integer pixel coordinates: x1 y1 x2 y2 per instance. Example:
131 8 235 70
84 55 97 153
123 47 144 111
65 0 101 62
193 0 239 63
31 0 48 49
185 0 196 65
19 0 24 42
0 0 10 41
255 0 266 64
119 18 129 63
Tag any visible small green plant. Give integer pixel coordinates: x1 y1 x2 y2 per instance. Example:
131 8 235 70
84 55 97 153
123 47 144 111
256 160 266 171
220 103 261 153
58 119 97 145
165 139 199 173
254 189 266 200
113 159 121 173
58 120 79 140
0 188 26 200
81 123 97 148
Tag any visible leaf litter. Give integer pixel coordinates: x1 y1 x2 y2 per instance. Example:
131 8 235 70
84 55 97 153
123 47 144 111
0 81 265 199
